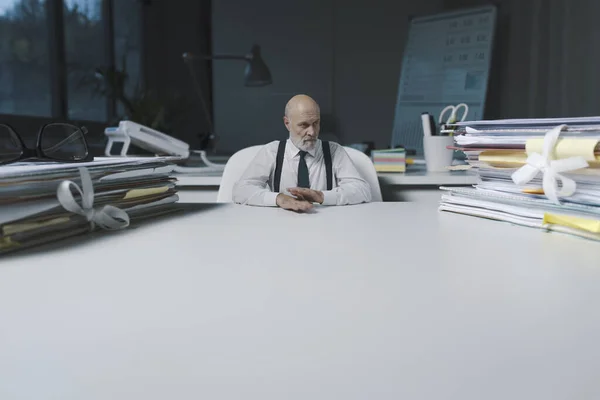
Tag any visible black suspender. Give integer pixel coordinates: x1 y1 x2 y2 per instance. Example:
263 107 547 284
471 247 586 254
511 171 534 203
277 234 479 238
273 140 286 192
273 140 333 192
322 140 333 191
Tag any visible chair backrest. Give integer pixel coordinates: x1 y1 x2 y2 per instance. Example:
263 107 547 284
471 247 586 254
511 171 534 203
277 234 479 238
343 146 383 202
217 145 263 203
217 143 383 202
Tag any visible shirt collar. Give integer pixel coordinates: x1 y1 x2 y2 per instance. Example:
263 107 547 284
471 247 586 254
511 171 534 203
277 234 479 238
287 138 320 158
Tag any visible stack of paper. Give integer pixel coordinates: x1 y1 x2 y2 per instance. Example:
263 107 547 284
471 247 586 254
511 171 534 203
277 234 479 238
451 116 600 169
439 117 600 241
371 148 406 172
0 157 181 255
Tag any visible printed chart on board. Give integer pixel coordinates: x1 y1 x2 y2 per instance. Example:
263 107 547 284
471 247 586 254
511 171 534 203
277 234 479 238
390 5 497 154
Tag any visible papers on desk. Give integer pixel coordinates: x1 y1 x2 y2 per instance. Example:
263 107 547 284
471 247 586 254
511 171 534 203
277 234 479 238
440 117 600 241
440 186 600 241
0 156 181 255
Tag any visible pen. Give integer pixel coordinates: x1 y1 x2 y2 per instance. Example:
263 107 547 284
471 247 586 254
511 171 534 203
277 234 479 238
421 112 433 137
428 114 437 136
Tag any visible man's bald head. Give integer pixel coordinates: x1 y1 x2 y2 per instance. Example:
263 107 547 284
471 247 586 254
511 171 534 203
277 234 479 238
283 94 321 151
284 94 320 119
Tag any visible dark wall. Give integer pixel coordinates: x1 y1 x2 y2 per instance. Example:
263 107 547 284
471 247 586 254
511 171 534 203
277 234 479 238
142 0 212 149
211 0 445 153
211 0 335 152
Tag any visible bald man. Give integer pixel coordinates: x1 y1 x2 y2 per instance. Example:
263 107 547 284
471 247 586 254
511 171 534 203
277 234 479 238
232 95 372 211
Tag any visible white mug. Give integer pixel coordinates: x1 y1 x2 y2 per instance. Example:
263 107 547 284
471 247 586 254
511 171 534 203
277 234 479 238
423 136 454 172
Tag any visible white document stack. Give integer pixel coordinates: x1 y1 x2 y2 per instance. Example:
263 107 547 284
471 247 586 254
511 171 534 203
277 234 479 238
439 117 600 241
1 157 181 255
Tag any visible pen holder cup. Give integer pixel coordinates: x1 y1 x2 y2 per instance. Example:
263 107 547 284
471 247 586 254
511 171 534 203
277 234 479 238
423 136 455 172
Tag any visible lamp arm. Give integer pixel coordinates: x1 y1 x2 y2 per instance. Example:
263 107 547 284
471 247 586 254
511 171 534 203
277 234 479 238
182 48 266 144
183 53 250 61
210 54 251 61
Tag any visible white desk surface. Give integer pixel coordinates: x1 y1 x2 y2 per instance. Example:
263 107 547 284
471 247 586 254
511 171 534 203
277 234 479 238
175 168 478 187
1 202 599 400
175 174 222 186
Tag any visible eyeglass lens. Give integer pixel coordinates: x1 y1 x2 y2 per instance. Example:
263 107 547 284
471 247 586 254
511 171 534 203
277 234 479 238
40 123 88 161
0 124 24 164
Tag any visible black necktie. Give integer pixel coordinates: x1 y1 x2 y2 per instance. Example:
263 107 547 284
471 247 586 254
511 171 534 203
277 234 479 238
298 151 310 188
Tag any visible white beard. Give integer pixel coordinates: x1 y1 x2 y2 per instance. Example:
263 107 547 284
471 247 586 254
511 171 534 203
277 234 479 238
293 138 317 152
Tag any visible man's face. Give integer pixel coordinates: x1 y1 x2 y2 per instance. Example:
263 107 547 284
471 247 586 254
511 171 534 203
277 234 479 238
284 106 320 151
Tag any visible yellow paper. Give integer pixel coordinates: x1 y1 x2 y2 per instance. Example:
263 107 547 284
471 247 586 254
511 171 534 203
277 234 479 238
479 150 527 167
543 213 600 234
480 148 600 168
124 186 169 200
527 138 600 161
3 217 71 236
0 236 20 251
522 188 545 195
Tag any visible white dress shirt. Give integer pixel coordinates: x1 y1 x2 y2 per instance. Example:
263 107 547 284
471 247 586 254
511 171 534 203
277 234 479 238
232 139 372 206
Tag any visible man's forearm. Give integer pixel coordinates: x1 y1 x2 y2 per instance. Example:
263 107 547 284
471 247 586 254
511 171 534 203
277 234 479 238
321 182 372 206
233 183 279 206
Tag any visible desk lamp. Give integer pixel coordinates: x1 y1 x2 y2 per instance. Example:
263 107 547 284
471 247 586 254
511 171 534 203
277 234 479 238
183 44 272 150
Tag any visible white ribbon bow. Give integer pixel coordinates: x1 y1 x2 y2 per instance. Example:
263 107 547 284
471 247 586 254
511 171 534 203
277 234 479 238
57 167 130 230
511 124 589 204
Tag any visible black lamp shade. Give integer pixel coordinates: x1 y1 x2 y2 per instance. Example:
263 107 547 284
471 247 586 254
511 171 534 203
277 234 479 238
244 45 272 87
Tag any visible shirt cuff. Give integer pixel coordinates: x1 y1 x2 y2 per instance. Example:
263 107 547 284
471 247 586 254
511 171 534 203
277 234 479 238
321 190 337 206
263 191 280 207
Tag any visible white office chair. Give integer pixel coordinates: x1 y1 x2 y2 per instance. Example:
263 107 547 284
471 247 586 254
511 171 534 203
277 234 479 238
217 144 382 202
343 146 382 202
217 145 263 203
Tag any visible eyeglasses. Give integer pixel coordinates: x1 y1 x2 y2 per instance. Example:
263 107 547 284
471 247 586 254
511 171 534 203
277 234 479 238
0 122 94 165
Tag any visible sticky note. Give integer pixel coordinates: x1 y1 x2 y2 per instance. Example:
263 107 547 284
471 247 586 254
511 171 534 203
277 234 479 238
543 213 600 234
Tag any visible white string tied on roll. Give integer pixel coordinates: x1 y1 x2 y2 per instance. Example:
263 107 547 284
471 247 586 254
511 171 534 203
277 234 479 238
511 124 589 205
57 167 130 230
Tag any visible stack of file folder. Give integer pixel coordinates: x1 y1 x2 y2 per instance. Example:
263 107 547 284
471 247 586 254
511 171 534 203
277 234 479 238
371 148 406 172
440 117 600 241
1 157 181 255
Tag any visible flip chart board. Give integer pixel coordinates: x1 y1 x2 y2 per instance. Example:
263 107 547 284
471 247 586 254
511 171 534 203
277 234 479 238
390 5 497 154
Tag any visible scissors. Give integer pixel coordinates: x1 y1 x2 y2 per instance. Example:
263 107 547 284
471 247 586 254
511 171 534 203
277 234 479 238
439 103 469 125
